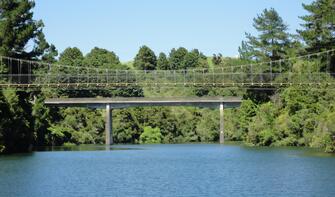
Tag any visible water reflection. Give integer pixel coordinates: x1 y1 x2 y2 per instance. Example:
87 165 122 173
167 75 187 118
34 144 144 152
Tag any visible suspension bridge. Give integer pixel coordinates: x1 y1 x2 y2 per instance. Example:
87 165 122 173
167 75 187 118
0 49 334 89
1 50 335 145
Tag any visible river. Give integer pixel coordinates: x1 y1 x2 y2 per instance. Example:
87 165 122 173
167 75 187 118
0 144 335 197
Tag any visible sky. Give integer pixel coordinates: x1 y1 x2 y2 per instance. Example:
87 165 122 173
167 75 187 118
34 0 314 62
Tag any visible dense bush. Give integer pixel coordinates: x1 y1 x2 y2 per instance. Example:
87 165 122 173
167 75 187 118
139 127 162 144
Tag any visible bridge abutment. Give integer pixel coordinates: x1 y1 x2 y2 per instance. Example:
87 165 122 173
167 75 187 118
105 104 113 145
220 103 224 144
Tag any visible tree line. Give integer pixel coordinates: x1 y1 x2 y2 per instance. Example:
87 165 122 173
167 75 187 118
134 46 209 70
0 0 334 154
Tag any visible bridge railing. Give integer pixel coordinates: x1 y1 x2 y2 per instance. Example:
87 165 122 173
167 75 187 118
0 53 334 88
1 72 334 88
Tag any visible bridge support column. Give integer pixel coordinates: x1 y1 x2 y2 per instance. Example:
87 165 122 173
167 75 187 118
105 104 113 145
220 103 224 144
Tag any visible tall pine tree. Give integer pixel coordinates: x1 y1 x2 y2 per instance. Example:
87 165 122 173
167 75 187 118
239 8 291 62
0 0 56 153
298 0 335 52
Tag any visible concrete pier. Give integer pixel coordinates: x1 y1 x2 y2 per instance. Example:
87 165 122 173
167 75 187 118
220 103 224 144
105 104 113 145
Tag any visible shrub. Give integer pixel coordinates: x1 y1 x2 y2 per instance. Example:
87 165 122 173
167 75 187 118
139 126 162 144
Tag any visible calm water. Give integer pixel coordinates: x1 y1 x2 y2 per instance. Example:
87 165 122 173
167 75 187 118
1 144 335 197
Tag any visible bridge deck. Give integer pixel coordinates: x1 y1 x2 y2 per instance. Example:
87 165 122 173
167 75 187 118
44 97 242 109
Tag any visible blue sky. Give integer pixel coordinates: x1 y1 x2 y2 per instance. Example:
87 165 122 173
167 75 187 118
34 0 314 61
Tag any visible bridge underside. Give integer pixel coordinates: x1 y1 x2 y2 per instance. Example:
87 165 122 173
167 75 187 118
45 97 242 145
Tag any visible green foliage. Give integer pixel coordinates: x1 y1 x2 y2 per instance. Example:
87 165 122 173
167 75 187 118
298 0 335 52
237 100 257 139
0 0 55 58
59 47 84 67
212 53 223 65
195 109 219 142
238 41 254 61
169 47 188 70
55 47 144 98
183 49 209 69
139 126 162 144
1 89 34 153
0 91 10 153
226 83 335 152
48 108 105 145
32 95 50 146
134 45 157 70
298 0 335 73
221 100 257 142
113 109 141 143
238 8 294 103
111 106 221 144
239 8 291 62
247 102 277 145
169 48 209 70
41 44 58 63
0 0 56 153
310 105 335 152
54 47 86 97
52 47 84 87
84 47 123 69
157 52 170 70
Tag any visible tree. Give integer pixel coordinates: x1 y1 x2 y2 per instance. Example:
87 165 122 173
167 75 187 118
139 126 162 144
157 52 170 70
298 0 335 73
182 49 209 69
247 102 277 146
0 91 10 153
239 8 291 62
239 8 292 103
182 51 199 69
32 95 50 146
298 0 335 52
238 41 254 60
0 0 55 59
312 110 335 152
0 0 55 153
212 53 223 65
59 47 84 67
113 109 142 143
134 45 157 70
1 90 34 153
195 109 219 142
48 108 105 145
168 48 209 70
169 47 188 70
84 47 123 69
41 44 58 63
193 49 209 68
82 47 143 98
54 48 85 97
